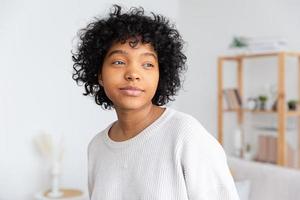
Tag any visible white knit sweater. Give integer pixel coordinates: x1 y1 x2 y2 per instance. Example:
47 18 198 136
88 107 239 200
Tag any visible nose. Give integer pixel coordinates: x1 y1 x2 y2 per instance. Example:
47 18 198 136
124 66 141 81
125 72 140 81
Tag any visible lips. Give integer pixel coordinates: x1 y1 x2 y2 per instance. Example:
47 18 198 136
119 86 144 96
120 86 144 91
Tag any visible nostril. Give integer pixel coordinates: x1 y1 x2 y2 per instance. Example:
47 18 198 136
125 74 140 80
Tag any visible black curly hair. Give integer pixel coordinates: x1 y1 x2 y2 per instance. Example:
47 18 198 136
72 4 187 110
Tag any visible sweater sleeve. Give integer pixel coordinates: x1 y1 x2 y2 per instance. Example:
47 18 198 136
87 143 93 199
87 135 97 200
179 119 240 200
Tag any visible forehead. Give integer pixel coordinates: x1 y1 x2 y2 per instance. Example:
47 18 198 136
107 40 156 55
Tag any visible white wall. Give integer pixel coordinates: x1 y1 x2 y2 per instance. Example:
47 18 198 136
176 0 300 153
0 1 179 199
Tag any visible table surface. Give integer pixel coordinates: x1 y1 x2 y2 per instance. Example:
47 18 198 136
34 188 88 200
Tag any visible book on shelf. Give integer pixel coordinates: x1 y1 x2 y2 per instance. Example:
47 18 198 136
223 88 242 110
255 135 295 167
267 135 277 164
256 135 268 162
246 36 288 52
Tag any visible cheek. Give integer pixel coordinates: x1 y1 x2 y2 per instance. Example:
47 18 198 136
100 69 115 94
102 75 119 93
154 70 160 86
101 67 120 84
146 73 160 91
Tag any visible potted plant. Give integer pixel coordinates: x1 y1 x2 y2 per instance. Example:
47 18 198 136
229 36 249 54
258 95 268 110
230 36 248 48
244 143 253 161
287 100 298 111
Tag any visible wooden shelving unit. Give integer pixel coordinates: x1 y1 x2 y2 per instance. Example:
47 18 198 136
224 109 300 117
217 51 300 167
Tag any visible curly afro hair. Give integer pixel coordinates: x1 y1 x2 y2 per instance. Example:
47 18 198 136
72 4 187 110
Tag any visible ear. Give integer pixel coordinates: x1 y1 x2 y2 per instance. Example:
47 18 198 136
98 74 103 86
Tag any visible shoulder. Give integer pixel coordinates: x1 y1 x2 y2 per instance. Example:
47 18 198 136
168 108 204 133
87 122 113 156
170 108 218 143
169 108 225 159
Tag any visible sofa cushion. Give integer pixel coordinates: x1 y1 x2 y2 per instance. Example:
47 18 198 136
235 180 251 200
228 156 300 200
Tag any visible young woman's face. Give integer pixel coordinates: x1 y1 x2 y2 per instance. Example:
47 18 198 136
99 40 159 111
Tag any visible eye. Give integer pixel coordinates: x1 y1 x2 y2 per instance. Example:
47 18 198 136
143 63 154 68
112 60 125 65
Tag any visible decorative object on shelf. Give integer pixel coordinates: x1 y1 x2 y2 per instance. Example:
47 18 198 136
34 132 65 198
268 84 278 111
230 36 248 48
271 99 278 111
229 36 249 54
233 125 244 158
228 36 288 54
287 99 299 111
243 143 253 161
246 98 258 110
246 36 288 53
258 95 268 110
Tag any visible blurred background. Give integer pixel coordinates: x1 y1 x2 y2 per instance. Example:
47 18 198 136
1 0 300 199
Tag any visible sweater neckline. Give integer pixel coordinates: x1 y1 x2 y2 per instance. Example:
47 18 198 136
103 106 174 149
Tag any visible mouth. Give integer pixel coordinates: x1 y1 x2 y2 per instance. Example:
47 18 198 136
120 86 144 91
119 86 144 96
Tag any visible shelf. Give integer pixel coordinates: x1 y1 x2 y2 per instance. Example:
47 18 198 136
220 51 300 60
254 126 296 132
223 108 300 117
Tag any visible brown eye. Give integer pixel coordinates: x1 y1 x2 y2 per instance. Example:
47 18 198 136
112 60 125 65
143 63 154 68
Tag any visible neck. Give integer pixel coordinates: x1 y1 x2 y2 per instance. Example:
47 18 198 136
113 104 164 140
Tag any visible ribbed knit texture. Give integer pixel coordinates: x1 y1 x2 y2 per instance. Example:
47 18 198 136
87 107 240 200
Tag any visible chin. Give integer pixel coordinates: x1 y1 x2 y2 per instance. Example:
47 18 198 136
115 101 151 111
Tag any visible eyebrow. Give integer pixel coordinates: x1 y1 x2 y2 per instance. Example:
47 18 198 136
142 52 157 60
107 50 128 58
107 50 157 60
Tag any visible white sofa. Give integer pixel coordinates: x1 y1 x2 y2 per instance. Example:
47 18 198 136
227 156 300 200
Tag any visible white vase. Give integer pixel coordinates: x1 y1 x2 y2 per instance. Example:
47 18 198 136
234 127 243 157
244 152 253 161
47 161 63 198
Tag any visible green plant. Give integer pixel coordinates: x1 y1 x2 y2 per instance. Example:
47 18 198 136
288 99 298 110
230 36 248 48
258 95 268 103
288 100 298 106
